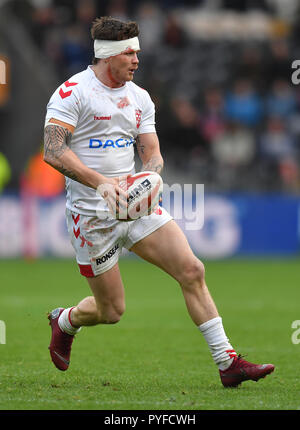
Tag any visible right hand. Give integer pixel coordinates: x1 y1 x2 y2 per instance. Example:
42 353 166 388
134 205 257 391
96 176 129 219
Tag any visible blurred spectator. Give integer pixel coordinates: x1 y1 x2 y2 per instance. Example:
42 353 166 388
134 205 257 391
0 152 11 193
264 39 292 84
76 0 97 25
58 0 95 76
259 116 297 161
210 121 256 189
136 2 164 53
211 121 256 167
232 44 266 91
106 0 129 21
199 87 226 143
167 0 201 8
279 159 300 191
221 0 270 12
266 0 300 23
30 1 56 49
166 97 207 167
163 12 188 49
225 79 263 127
60 23 92 76
259 116 299 190
3 0 300 193
265 79 297 120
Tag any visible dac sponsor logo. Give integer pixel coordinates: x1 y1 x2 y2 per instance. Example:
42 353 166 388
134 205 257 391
89 138 135 149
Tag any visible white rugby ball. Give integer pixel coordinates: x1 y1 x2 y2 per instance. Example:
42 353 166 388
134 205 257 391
118 171 163 221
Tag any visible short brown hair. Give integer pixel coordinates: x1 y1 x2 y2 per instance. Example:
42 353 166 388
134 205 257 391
91 16 139 64
91 16 139 41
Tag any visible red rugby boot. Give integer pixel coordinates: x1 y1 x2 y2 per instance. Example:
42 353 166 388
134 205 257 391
48 307 74 371
219 354 275 388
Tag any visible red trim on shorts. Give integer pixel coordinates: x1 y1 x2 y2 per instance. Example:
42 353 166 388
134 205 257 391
78 264 94 278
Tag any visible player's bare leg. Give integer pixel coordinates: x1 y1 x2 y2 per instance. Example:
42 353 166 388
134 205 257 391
72 263 125 326
130 220 218 325
130 219 274 387
48 263 125 371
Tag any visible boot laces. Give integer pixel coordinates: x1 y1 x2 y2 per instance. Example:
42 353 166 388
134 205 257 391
236 354 253 368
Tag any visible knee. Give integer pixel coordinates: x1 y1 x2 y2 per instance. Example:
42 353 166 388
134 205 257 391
98 302 125 325
179 258 205 290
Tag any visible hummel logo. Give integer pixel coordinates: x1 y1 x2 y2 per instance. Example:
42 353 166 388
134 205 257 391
59 80 78 99
94 115 111 120
53 350 70 366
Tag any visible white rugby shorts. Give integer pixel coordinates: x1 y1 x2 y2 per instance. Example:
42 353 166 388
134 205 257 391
66 207 172 277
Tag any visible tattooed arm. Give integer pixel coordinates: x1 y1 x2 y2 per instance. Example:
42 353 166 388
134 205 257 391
136 133 164 175
43 118 107 189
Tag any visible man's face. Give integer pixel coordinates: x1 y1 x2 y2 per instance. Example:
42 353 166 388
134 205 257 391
107 48 139 85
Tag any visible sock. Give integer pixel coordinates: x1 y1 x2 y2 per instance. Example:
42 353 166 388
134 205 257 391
198 316 237 370
58 307 81 336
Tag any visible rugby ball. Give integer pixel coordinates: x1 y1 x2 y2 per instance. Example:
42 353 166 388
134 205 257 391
118 171 163 221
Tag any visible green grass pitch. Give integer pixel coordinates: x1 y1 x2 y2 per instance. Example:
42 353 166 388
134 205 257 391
0 257 299 410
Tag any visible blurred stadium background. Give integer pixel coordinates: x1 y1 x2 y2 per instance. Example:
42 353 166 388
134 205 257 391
0 0 300 259
1 0 300 411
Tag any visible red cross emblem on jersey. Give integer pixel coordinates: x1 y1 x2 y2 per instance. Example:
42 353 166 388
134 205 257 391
135 109 142 129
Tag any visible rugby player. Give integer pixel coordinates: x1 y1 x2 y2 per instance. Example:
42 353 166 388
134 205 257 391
44 16 274 387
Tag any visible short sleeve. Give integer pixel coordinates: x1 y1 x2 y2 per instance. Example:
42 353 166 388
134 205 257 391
138 90 156 134
45 80 81 128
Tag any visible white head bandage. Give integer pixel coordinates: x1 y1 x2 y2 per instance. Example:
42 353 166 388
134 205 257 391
94 37 140 59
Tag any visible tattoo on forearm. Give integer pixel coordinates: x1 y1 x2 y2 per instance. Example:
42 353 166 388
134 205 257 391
142 156 163 174
44 124 80 181
135 136 145 156
58 167 80 182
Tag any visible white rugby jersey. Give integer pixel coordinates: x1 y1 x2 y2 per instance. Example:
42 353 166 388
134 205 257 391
45 66 156 217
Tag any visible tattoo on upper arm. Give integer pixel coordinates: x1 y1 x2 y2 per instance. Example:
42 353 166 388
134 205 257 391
44 124 80 181
44 124 72 160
